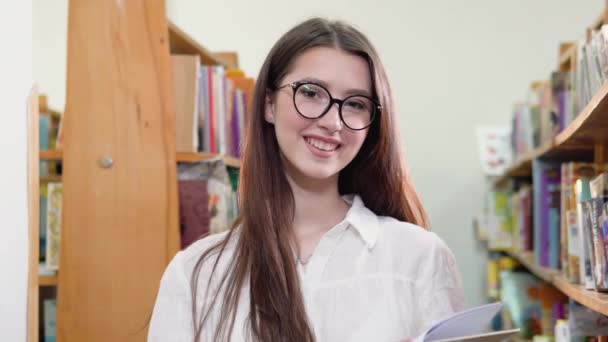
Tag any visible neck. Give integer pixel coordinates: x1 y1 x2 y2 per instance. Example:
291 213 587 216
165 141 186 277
283 165 349 241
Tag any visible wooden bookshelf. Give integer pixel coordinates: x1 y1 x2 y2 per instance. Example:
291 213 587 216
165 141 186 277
39 149 62 160
38 275 58 287
168 20 237 68
26 87 39 342
176 152 241 168
492 80 608 187
46 1 249 339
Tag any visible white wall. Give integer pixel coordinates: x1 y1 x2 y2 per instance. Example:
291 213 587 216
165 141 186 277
33 0 67 112
1 1 32 340
33 0 605 307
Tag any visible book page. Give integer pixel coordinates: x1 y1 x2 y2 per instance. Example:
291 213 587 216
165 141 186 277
414 302 505 342
434 328 520 342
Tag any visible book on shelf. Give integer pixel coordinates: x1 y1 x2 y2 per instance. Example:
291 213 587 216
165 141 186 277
588 173 608 291
172 54 252 157
42 298 56 342
561 163 597 283
514 184 533 253
177 158 239 248
40 183 48 260
39 109 62 176
178 179 210 249
45 182 63 270
532 159 561 269
171 54 201 153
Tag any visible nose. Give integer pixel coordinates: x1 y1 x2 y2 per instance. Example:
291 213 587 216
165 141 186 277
317 102 342 133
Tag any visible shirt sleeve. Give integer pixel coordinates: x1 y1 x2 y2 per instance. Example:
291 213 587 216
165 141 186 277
415 233 466 334
148 251 195 342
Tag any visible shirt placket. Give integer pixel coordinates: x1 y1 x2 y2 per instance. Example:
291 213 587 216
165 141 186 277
299 222 349 330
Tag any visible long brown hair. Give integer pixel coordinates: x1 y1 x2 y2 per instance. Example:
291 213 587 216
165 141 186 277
191 17 429 341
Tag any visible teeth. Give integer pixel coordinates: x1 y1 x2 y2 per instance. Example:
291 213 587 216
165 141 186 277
306 138 339 151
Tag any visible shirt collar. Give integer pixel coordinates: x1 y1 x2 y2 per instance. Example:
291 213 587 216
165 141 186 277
342 194 380 250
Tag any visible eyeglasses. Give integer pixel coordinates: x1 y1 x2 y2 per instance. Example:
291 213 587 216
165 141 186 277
277 81 381 131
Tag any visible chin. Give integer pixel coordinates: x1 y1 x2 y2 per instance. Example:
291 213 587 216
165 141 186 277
293 161 341 182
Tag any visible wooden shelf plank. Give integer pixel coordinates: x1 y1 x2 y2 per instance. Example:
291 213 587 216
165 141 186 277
40 149 62 160
223 156 241 168
38 275 58 287
512 251 559 283
176 152 241 168
40 150 241 168
168 20 237 69
40 175 62 183
553 275 608 316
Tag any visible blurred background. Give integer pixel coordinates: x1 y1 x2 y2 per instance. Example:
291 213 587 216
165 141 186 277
4 0 608 341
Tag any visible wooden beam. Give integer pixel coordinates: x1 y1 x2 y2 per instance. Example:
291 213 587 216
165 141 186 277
214 51 239 69
26 86 39 342
595 143 608 164
58 0 179 340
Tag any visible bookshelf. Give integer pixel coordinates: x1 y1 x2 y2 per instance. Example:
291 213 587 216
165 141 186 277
28 0 250 340
481 6 608 339
477 230 608 318
492 80 608 187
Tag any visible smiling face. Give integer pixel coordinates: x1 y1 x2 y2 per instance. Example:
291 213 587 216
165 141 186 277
265 47 373 185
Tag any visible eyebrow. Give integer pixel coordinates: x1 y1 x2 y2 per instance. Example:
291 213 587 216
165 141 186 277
299 77 373 98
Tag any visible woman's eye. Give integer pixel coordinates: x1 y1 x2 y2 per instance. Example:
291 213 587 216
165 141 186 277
302 89 317 98
346 100 364 110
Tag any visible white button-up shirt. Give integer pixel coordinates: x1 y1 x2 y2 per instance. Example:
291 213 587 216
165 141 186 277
148 195 465 341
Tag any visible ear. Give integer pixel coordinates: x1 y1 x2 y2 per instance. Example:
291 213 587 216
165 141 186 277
264 93 275 124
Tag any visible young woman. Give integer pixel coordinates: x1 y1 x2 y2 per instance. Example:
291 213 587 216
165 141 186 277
149 17 465 342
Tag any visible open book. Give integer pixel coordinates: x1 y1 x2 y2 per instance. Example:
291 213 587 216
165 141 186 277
414 302 520 342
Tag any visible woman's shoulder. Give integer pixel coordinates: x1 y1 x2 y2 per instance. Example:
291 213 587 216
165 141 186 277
376 215 446 250
375 215 456 268
166 230 238 281
375 215 461 286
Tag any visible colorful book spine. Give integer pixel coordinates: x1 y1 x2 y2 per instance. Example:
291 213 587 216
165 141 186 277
43 298 56 342
590 173 608 291
231 88 241 157
45 182 63 270
207 66 216 153
533 160 561 268
39 115 50 177
576 178 595 289
40 183 48 260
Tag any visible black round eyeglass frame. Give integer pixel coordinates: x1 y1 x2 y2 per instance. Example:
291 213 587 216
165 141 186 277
276 81 382 131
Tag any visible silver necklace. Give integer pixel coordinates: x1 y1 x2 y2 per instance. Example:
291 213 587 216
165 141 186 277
298 254 313 265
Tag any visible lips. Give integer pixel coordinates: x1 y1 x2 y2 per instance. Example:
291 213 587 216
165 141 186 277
304 137 341 152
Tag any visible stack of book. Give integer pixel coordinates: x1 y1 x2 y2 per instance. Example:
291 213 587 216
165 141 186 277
171 54 253 156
